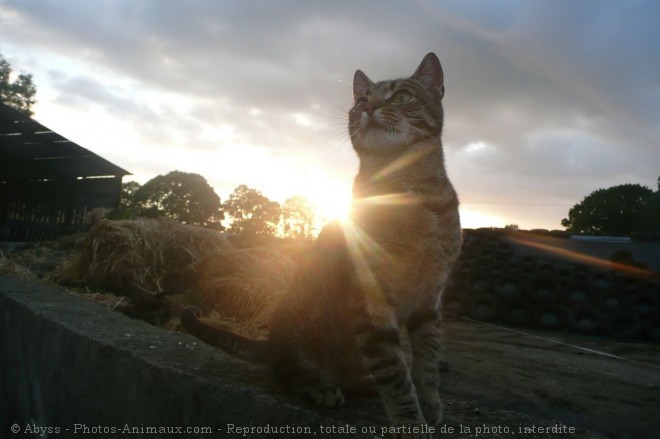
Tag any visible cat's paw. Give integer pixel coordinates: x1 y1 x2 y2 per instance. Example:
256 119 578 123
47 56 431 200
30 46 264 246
305 386 345 408
418 393 443 426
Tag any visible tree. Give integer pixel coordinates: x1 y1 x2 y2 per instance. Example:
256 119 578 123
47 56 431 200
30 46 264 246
120 181 142 210
561 184 653 235
104 181 143 220
0 52 37 116
133 171 223 229
636 175 660 233
223 185 281 237
637 192 660 233
281 195 316 239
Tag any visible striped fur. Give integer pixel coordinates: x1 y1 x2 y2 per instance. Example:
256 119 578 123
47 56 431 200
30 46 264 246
181 53 461 435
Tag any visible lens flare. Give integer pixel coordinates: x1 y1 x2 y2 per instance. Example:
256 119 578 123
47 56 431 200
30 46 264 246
508 233 658 280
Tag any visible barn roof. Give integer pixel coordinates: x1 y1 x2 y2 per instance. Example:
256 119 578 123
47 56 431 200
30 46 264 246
0 102 130 182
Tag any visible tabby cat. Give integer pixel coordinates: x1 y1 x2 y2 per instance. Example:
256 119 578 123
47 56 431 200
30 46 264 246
182 53 461 436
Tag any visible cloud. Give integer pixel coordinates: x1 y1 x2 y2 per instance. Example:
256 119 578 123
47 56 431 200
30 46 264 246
1 0 658 229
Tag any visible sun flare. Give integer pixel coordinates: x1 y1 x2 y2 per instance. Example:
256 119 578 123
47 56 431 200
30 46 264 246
307 184 353 224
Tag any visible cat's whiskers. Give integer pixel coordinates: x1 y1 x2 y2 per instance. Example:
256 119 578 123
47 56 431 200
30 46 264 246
314 109 353 151
396 120 432 140
317 123 352 151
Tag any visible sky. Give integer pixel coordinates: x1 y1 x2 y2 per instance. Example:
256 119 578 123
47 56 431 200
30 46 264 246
1 0 658 230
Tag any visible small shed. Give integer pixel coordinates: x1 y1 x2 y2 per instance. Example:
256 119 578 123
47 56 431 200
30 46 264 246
0 103 130 241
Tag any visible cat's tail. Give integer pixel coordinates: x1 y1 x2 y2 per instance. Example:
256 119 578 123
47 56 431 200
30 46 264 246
180 307 268 363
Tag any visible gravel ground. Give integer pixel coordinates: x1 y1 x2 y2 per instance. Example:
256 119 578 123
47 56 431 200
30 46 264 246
434 317 660 439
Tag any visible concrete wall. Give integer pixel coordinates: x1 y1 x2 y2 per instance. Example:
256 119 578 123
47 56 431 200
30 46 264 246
0 274 382 438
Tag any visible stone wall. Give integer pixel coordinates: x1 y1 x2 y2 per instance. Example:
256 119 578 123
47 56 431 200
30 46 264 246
0 274 381 438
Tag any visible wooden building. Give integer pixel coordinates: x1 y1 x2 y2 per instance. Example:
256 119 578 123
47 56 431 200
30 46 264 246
0 103 130 241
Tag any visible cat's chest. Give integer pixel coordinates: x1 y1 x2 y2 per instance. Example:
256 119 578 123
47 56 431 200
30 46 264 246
354 202 456 285
363 199 448 250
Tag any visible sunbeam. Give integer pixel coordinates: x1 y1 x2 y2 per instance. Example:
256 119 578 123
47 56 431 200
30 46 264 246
508 234 659 280
340 217 398 325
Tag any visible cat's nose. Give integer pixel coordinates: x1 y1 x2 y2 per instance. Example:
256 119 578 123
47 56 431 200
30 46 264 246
364 98 384 117
366 102 374 116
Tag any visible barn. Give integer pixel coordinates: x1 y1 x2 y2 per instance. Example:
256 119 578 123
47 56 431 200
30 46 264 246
0 102 130 241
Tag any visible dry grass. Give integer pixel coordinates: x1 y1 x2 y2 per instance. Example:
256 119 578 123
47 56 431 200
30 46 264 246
0 246 132 314
71 288 132 313
0 252 36 279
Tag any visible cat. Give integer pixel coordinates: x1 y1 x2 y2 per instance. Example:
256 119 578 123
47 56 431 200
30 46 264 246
182 52 462 436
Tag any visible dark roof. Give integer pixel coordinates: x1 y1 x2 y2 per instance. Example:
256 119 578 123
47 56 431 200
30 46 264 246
0 102 130 181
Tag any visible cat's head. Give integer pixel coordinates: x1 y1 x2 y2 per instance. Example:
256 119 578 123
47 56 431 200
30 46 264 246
349 53 444 155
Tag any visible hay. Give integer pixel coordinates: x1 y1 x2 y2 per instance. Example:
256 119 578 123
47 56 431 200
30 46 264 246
61 218 233 297
192 247 298 338
8 246 73 278
71 288 133 314
0 253 36 279
2 216 302 341
0 233 85 281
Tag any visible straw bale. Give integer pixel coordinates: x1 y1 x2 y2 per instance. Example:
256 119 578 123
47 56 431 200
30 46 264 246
63 218 233 297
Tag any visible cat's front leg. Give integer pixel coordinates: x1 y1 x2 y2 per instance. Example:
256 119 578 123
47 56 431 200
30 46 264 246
407 308 443 426
355 317 428 435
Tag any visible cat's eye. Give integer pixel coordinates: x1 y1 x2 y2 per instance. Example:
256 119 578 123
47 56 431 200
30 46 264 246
390 90 412 104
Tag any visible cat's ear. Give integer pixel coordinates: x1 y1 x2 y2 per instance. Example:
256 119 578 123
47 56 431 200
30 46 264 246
353 70 373 101
412 52 444 99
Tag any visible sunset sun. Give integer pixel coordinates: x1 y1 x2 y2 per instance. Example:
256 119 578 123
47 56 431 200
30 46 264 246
311 188 352 223
297 175 353 224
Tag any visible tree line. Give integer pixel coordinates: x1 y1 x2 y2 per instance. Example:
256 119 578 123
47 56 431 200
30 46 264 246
124 170 660 240
117 170 317 240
